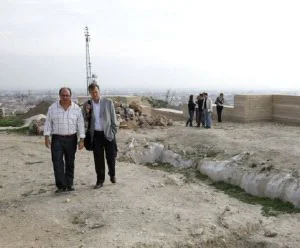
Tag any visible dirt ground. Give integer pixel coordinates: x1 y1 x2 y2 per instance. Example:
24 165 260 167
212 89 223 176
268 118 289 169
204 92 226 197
0 121 300 248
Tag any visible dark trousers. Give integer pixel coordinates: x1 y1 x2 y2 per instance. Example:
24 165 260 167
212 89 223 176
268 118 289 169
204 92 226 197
195 109 199 125
217 106 223 122
196 110 203 126
51 134 77 189
186 110 194 126
93 131 116 183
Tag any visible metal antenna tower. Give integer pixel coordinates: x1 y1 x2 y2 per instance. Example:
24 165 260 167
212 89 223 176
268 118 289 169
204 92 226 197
85 26 92 95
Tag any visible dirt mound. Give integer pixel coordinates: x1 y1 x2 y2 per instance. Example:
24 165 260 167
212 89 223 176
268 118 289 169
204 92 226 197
22 100 53 119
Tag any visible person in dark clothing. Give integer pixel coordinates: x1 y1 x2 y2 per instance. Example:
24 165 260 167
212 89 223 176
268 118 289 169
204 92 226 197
196 93 204 127
186 94 195 127
215 93 225 122
82 82 118 189
195 95 200 127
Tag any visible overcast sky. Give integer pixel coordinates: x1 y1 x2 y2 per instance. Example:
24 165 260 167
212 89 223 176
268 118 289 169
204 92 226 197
1 0 300 91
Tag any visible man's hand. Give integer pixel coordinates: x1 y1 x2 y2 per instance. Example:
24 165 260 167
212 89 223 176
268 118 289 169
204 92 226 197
85 104 91 114
45 136 51 148
78 139 84 150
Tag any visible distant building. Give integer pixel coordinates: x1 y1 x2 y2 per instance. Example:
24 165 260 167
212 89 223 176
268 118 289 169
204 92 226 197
0 107 5 118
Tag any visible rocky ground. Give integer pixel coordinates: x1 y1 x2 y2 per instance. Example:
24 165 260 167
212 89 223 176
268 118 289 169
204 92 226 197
0 121 300 248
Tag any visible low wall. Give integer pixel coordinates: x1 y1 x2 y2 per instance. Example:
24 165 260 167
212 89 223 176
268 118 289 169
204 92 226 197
232 94 300 124
231 95 273 122
272 95 300 124
151 108 185 121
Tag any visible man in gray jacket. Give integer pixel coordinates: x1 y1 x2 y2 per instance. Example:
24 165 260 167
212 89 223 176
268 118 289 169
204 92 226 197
82 82 118 188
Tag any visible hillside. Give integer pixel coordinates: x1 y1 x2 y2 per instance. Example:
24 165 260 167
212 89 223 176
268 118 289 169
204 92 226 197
0 121 300 247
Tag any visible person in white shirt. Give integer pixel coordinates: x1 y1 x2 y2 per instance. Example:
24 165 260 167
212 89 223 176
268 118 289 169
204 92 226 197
202 92 213 128
44 87 85 193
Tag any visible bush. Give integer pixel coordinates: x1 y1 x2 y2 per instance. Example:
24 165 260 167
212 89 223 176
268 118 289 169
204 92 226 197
0 117 24 127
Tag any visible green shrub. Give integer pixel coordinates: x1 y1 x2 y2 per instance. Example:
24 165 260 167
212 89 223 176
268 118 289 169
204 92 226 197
0 117 24 127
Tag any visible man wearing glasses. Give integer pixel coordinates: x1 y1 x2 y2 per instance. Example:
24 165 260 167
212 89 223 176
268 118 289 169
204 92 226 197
44 87 85 193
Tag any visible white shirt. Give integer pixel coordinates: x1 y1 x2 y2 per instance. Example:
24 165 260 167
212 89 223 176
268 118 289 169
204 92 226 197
92 99 103 131
44 101 85 138
202 97 213 112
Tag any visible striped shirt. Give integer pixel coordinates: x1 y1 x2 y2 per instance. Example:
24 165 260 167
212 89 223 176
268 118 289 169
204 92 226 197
44 101 85 138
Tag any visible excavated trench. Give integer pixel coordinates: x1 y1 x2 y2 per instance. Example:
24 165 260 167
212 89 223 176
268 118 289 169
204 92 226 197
122 141 300 208
117 139 300 247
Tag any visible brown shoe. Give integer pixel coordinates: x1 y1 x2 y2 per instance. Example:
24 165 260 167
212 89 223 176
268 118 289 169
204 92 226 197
110 176 116 183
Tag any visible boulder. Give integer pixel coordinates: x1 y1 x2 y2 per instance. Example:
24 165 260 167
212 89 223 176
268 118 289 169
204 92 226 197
27 115 46 135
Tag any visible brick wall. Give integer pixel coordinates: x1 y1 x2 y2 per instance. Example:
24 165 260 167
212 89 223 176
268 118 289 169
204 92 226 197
232 95 273 122
214 94 300 124
273 95 300 124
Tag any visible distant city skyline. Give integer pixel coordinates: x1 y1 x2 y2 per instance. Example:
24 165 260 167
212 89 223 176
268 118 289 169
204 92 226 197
1 0 300 91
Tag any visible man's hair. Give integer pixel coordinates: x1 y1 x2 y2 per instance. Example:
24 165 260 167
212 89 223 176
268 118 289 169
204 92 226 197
88 82 100 92
59 87 72 96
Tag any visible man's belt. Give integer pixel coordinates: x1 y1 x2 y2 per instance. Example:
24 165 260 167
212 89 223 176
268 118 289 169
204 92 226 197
52 133 76 137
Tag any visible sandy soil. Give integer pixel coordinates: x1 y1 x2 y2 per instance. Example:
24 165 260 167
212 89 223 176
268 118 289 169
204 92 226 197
0 121 300 248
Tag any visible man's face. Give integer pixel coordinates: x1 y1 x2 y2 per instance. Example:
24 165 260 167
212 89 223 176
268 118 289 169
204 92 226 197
59 89 71 104
89 87 100 101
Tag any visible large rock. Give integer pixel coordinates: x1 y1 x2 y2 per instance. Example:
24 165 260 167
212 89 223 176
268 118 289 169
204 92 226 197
27 114 47 135
154 115 168 126
126 140 193 168
129 101 142 115
198 153 300 208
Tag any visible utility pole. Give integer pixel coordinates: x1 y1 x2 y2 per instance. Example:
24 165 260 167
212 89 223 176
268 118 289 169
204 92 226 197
85 26 92 95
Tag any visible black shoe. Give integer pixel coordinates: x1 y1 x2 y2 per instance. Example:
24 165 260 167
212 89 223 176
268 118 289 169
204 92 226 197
94 183 103 189
66 186 75 191
110 176 116 183
55 188 66 193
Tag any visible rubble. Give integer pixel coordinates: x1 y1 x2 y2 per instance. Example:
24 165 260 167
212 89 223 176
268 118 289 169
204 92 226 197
114 100 173 129
19 99 175 135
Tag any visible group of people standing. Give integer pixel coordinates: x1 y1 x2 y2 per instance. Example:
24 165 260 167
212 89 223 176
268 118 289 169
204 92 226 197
186 92 224 128
44 82 118 193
